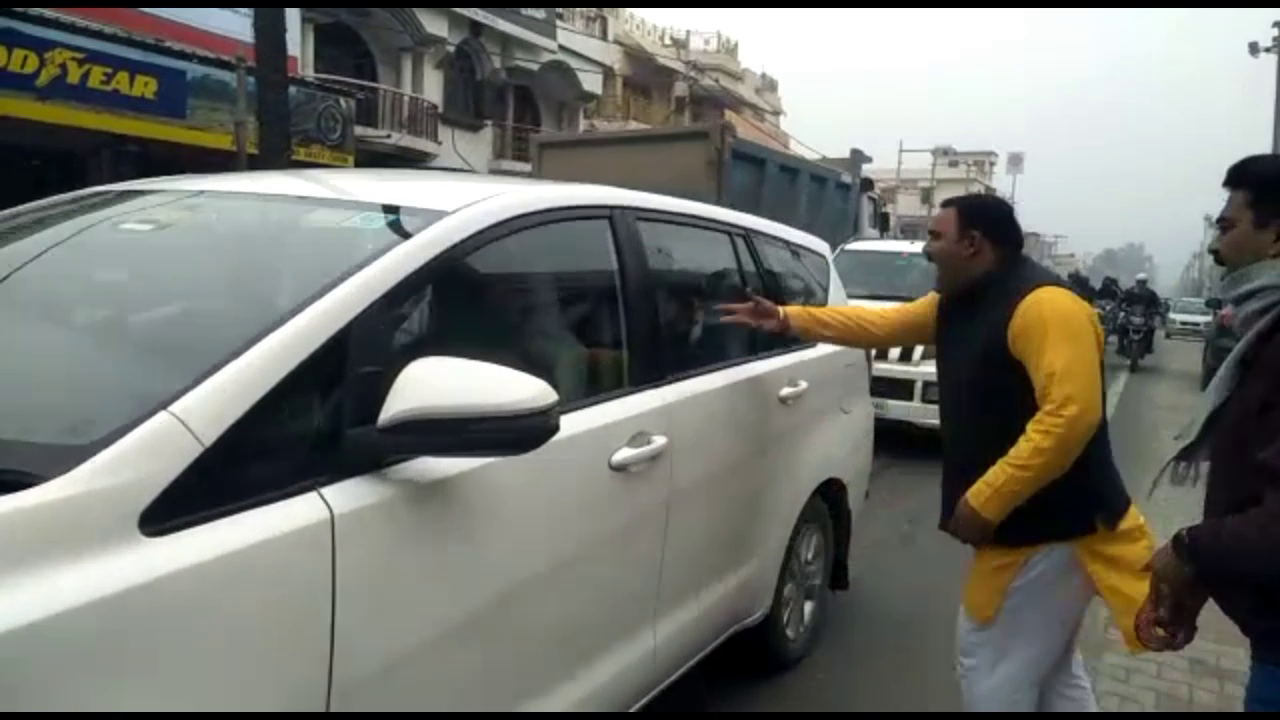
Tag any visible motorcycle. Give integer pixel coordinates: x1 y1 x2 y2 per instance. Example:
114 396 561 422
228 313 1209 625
1095 300 1118 341
1117 310 1152 372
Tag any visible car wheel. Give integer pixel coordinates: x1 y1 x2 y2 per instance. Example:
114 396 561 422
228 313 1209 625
746 494 834 671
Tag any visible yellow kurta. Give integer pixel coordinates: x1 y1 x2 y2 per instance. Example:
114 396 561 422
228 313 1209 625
784 287 1154 651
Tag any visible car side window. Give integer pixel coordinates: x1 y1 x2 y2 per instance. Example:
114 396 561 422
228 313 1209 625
753 233 829 307
139 333 349 536
635 219 766 376
382 217 631 407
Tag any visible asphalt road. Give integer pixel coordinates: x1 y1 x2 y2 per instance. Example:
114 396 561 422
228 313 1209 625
645 336 1201 712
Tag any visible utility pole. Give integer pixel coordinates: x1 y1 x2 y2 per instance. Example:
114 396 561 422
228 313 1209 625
252 8 292 169
233 55 250 171
1248 21 1280 153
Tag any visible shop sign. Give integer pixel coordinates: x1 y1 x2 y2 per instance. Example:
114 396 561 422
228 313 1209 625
0 20 355 166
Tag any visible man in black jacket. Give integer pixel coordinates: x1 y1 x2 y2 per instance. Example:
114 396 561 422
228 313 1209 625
1142 154 1280 712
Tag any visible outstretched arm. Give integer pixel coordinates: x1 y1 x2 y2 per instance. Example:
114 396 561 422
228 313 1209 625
782 292 940 349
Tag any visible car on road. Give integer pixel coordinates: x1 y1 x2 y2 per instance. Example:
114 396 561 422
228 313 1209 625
0 169 873 712
1200 297 1239 389
832 238 939 431
1165 296 1214 340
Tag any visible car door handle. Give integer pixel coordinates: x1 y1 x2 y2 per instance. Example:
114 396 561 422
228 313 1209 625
609 433 670 472
778 380 810 404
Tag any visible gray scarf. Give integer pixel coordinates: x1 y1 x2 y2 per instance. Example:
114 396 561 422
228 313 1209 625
1150 257 1280 495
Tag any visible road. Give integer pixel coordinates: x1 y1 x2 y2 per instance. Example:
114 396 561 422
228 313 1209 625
646 336 1233 712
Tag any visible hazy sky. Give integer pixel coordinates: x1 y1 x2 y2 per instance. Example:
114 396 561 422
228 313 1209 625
633 8 1278 282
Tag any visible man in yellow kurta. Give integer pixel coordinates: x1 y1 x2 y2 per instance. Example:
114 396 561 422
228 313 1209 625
721 194 1158 712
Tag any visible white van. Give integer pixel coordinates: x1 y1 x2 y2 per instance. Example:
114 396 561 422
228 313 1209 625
832 238 939 430
0 169 873 711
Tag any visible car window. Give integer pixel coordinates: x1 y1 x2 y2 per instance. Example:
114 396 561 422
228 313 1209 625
0 189 442 483
384 218 630 406
635 219 767 376
142 215 629 535
1172 299 1208 314
753 234 830 306
833 248 935 301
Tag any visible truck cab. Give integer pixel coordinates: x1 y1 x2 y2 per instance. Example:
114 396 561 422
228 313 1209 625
832 238 938 430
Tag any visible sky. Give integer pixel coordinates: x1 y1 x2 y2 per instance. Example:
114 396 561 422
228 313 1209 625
632 8 1278 284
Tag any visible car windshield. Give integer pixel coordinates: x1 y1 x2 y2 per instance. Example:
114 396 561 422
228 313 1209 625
833 248 935 301
1172 299 1209 315
0 189 443 481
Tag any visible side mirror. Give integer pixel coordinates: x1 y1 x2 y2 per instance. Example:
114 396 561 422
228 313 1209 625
344 356 560 469
1205 297 1223 311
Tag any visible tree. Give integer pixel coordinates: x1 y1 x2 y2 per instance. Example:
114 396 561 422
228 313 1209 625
1086 242 1156 286
252 8 292 170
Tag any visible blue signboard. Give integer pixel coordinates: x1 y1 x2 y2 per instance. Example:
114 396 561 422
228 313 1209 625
0 25 189 120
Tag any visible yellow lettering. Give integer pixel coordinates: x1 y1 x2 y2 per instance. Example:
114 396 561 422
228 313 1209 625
0 46 8 69
63 59 90 85
131 74 158 100
8 48 38 75
107 69 133 95
85 65 110 90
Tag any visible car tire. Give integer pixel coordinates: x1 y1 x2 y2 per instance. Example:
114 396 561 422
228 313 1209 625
745 494 835 672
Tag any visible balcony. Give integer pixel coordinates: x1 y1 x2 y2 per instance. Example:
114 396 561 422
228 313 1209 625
306 74 440 159
490 122 541 174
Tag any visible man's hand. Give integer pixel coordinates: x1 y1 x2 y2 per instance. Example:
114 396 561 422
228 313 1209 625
1144 541 1196 596
1134 541 1206 652
948 497 996 546
716 293 787 333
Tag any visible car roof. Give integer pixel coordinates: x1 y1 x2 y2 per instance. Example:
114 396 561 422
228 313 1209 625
837 238 925 254
104 168 833 258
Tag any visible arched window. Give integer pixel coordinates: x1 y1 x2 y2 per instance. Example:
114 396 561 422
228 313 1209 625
443 47 483 124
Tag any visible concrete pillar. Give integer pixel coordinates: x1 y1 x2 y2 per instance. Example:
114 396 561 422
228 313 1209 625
399 49 413 94
300 20 315 75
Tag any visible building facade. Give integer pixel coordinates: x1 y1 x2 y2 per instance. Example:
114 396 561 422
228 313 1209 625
0 8 359 209
560 9 790 153
300 8 607 174
868 149 1000 240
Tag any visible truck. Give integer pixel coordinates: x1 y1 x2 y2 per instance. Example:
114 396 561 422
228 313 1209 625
530 122 887 250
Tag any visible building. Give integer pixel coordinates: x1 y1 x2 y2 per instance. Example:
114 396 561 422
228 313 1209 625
560 9 790 152
868 149 1000 240
300 8 608 174
0 8 359 209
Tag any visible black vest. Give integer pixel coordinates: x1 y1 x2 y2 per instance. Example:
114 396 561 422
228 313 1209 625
935 257 1131 547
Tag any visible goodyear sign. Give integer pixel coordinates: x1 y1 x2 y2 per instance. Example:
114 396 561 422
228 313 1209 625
0 26 189 120
0 19 355 167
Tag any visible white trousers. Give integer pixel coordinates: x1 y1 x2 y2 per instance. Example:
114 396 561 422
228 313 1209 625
955 543 1099 712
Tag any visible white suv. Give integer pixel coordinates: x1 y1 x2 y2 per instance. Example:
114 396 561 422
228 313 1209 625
0 169 873 711
832 238 939 430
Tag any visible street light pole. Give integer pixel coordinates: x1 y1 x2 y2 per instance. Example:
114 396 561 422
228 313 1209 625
1248 21 1280 153
892 140 904 234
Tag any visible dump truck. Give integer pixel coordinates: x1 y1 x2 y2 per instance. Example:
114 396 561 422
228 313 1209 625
530 122 887 250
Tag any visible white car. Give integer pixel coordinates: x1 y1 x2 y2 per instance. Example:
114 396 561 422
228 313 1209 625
832 238 939 430
0 169 873 711
1165 296 1213 340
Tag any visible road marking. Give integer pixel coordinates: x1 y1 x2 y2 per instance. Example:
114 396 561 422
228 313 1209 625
1105 369 1130 420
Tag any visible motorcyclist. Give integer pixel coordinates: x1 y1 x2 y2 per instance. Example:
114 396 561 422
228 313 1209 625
1066 269 1096 302
1096 276 1122 303
1119 273 1162 356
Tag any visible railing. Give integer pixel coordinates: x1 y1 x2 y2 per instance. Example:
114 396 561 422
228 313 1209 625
306 73 440 145
590 89 670 128
492 122 541 164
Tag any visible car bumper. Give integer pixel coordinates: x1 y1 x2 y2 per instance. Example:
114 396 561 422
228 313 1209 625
871 398 940 429
869 363 940 430
1166 324 1208 338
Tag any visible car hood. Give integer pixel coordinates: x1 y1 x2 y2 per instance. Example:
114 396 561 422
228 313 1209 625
1169 313 1212 323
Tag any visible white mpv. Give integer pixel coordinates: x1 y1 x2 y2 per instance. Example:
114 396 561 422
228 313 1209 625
0 169 873 711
